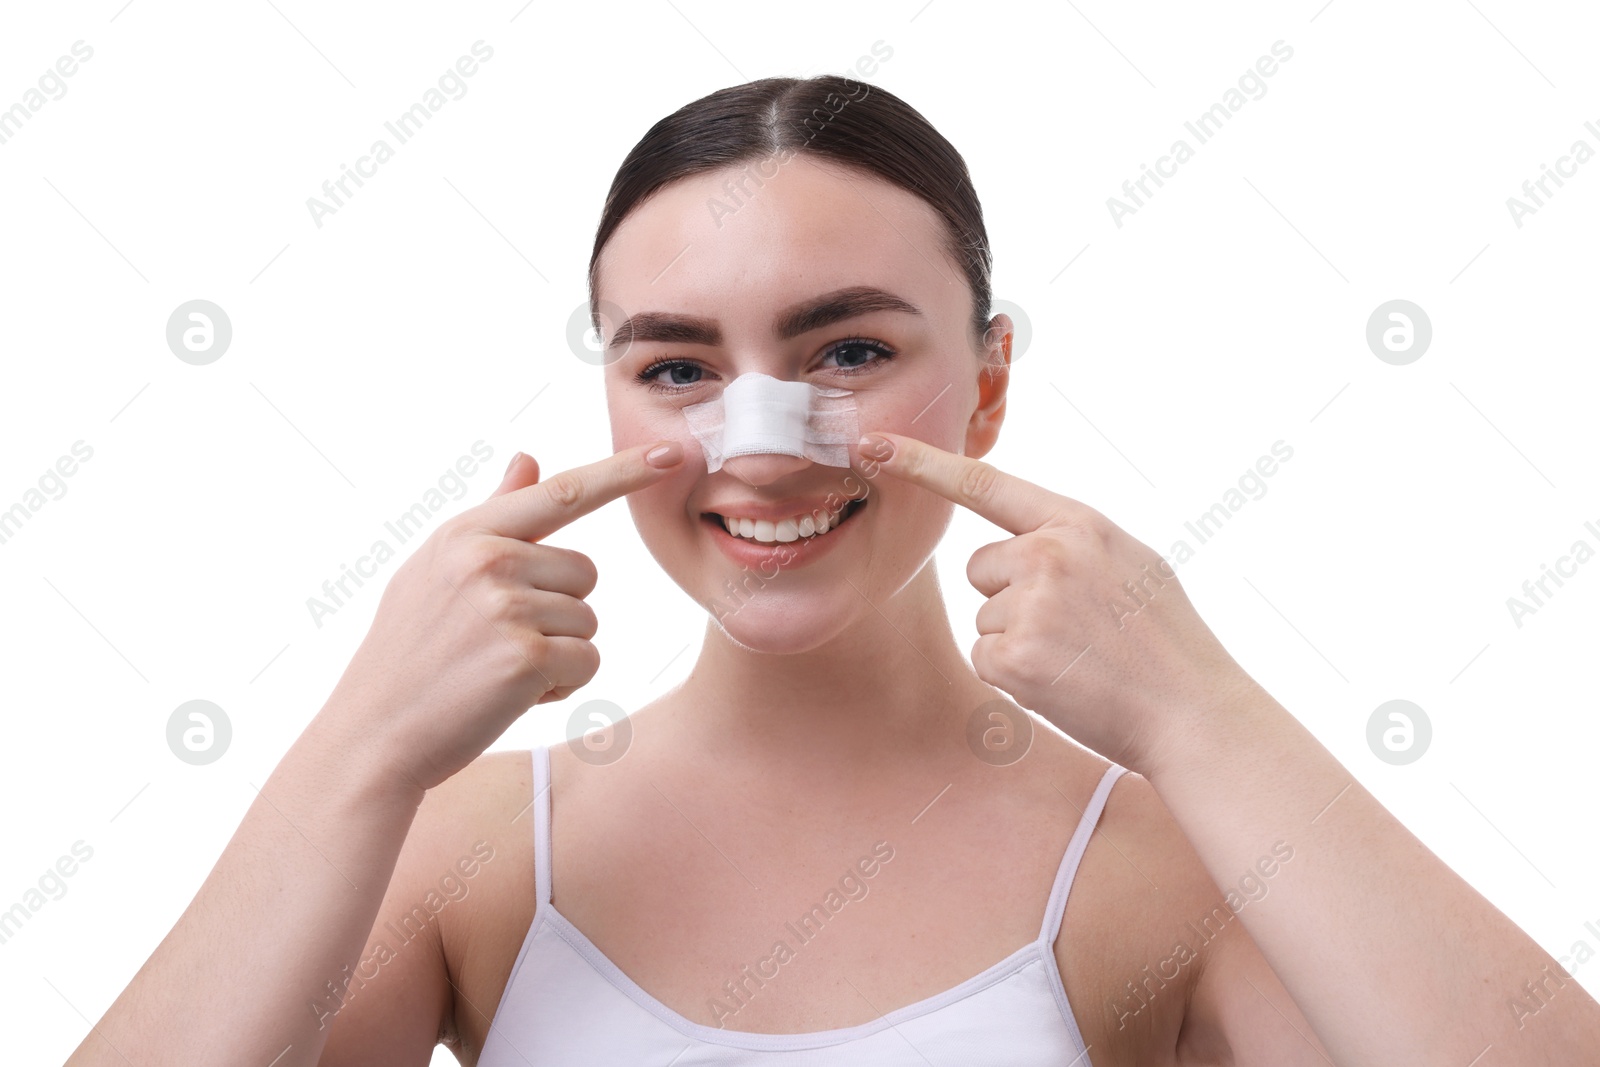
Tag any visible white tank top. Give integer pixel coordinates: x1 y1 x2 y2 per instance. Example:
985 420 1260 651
478 745 1127 1065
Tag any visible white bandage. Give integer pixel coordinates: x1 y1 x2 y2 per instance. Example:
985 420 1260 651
681 373 860 473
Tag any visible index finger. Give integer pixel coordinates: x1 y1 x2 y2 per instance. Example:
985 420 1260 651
479 440 682 543
861 432 1071 535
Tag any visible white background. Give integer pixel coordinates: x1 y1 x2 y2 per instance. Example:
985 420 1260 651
2 1 1597 1063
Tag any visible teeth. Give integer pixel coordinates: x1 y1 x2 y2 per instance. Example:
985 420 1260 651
720 501 856 543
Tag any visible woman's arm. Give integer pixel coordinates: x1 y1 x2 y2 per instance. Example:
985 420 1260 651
62 446 678 1066
1148 678 1600 1066
62 446 679 1066
65 705 429 1067
859 430 1600 1065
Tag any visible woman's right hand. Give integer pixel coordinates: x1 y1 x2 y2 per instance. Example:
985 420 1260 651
318 440 684 794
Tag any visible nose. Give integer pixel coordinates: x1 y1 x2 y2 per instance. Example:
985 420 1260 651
720 452 812 486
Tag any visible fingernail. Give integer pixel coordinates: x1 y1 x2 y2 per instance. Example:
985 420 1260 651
645 441 683 468
859 434 893 461
505 451 524 475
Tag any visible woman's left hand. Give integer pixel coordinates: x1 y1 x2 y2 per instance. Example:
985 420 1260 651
860 431 1258 773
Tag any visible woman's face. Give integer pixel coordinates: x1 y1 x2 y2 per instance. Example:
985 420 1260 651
596 155 1009 654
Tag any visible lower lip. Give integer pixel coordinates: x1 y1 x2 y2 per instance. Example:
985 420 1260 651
702 499 867 571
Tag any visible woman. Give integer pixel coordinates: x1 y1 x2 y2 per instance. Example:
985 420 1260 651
71 76 1599 1066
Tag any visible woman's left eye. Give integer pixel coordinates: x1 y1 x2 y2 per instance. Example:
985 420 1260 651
820 337 896 373
633 338 896 393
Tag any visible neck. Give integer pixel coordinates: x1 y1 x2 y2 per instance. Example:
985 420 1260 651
660 559 995 775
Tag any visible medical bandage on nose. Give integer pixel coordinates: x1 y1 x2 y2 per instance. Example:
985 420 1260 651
681 373 860 473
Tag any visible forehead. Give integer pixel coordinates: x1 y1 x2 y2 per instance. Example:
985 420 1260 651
595 156 962 330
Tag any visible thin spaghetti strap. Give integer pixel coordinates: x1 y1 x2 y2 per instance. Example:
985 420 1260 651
532 744 553 907
1038 762 1128 944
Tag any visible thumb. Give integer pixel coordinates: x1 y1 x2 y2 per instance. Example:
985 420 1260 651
490 451 541 499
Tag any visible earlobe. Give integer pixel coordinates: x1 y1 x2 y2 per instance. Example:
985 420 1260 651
964 397 1007 459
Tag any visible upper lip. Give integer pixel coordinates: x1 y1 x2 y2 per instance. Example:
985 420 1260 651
701 496 862 522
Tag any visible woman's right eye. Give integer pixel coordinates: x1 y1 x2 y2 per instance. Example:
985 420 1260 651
634 359 709 392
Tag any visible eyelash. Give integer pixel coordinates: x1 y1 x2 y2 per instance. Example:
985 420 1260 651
633 337 897 394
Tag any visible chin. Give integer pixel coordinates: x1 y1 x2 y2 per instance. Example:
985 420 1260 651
708 597 856 656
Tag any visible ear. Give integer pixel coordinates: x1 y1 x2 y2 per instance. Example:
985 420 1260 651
963 312 1012 459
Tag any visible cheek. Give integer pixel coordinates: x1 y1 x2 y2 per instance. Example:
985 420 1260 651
855 377 970 455
850 377 968 534
624 469 703 558
608 388 704 454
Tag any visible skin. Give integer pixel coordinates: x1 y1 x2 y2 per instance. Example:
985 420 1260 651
70 153 1600 1066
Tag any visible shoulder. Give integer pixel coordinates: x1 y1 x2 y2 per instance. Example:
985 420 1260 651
411 748 535 898
1048 752 1232 1064
425 747 535 827
426 749 538 1057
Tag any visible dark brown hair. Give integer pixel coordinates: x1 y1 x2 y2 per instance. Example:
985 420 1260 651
588 75 994 346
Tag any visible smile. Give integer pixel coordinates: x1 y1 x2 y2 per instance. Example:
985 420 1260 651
708 496 868 544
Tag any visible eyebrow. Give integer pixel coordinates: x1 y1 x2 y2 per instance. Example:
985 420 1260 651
606 285 922 350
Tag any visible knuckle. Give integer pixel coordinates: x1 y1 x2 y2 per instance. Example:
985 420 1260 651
990 640 1022 676
972 635 1004 681
1085 510 1115 543
1021 536 1069 575
539 546 598 596
444 543 499 591
542 472 584 510
959 461 1002 506
518 626 552 665
969 633 989 668
477 581 519 622
1072 506 1117 547
574 639 601 680
451 539 507 582
577 602 599 640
